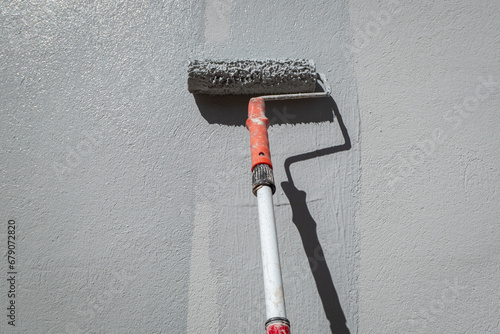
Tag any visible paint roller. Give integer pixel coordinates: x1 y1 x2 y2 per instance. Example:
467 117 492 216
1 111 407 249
188 59 330 334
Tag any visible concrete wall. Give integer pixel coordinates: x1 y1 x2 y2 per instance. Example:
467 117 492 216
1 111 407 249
351 1 500 333
0 1 498 333
1 1 359 333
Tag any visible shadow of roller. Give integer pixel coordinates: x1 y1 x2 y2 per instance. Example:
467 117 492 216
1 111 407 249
281 96 351 334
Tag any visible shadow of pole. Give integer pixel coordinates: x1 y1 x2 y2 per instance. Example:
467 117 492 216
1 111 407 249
281 97 351 333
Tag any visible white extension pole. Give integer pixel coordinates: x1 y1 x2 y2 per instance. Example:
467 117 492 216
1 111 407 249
256 185 287 319
248 98 290 333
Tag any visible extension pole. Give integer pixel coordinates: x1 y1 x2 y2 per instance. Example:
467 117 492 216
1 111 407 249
256 185 290 333
247 98 290 334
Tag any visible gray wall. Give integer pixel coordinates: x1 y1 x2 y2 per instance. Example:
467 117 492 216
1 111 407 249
1 1 359 333
1 1 498 333
352 1 500 333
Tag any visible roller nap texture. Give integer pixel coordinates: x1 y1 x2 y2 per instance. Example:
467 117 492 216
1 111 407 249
188 59 317 95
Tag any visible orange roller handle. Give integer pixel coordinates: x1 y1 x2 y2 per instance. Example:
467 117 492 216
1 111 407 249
246 97 272 171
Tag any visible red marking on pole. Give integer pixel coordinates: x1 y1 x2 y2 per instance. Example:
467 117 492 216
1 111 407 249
266 322 290 334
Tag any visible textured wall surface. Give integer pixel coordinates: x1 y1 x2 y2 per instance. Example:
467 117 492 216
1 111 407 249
2 1 499 333
0 1 359 333
350 1 500 333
